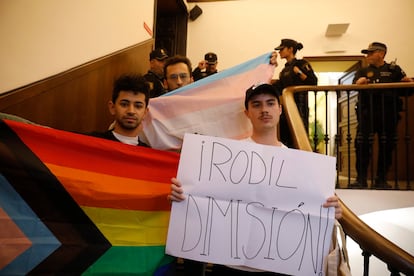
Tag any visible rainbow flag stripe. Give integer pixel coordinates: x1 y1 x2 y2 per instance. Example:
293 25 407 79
0 119 179 275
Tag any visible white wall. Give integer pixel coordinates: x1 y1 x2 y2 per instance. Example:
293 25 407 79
186 0 414 78
0 0 154 94
2 0 413 94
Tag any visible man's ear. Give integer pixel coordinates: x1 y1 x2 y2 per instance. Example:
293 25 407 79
143 107 149 118
163 79 169 90
108 101 115 115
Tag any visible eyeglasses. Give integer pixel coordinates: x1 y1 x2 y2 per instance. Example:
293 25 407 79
167 73 189 80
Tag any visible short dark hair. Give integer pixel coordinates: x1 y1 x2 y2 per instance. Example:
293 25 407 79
164 55 192 79
112 74 150 106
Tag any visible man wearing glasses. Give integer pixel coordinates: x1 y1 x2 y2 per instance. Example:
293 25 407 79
163 55 194 91
163 55 204 275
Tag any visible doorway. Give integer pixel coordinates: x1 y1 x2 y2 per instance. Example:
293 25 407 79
155 0 188 56
304 56 364 155
305 56 364 85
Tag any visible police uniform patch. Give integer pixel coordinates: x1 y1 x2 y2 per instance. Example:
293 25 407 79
367 71 374 78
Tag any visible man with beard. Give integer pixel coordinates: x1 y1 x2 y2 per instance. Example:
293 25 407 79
163 55 194 91
88 74 150 147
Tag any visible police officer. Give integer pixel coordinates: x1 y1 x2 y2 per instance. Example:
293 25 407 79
192 52 218 81
352 42 413 188
144 48 169 98
272 39 318 147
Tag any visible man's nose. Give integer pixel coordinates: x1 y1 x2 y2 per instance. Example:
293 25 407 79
127 104 136 113
176 76 184 84
261 105 269 112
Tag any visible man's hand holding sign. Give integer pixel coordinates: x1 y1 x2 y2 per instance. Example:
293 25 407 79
166 133 338 275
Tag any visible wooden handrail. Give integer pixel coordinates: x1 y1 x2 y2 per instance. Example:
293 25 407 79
281 82 414 152
282 82 414 275
339 198 414 274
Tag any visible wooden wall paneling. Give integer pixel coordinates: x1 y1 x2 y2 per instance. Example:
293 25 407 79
337 93 358 179
393 95 414 180
0 40 154 133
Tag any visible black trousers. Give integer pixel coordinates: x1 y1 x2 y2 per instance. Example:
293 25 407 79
177 258 205 276
354 99 400 184
211 264 289 275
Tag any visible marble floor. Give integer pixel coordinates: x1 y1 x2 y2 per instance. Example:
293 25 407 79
335 189 414 276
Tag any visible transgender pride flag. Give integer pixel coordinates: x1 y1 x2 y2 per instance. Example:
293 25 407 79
143 52 275 151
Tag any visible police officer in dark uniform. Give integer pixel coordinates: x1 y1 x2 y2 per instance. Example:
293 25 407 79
192 52 218 81
352 42 413 188
144 48 169 98
272 39 318 147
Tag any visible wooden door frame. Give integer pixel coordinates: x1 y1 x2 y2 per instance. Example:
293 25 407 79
304 55 366 79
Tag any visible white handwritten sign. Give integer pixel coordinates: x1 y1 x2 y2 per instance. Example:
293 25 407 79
166 133 336 275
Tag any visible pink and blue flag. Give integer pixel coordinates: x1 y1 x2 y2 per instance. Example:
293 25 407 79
142 53 275 151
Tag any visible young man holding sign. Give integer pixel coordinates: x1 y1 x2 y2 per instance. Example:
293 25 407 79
168 83 342 275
